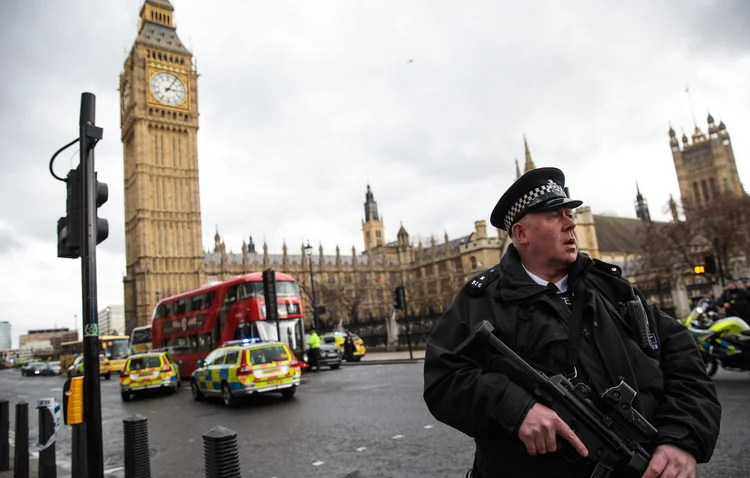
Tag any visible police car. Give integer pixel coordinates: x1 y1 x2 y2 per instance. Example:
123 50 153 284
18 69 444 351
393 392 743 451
119 351 180 401
190 339 302 407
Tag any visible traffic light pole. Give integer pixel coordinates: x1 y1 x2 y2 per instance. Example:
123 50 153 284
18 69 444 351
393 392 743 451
713 237 726 288
79 93 104 478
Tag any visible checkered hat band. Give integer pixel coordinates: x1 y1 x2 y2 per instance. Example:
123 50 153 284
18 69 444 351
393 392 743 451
504 182 563 230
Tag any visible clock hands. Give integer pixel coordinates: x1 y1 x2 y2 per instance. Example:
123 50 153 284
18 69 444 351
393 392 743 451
165 76 179 93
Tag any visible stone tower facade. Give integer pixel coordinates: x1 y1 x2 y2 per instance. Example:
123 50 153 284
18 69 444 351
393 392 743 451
361 185 385 251
120 0 204 331
669 114 744 215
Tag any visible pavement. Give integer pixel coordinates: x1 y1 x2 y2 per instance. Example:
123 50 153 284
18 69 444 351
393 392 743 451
345 349 425 365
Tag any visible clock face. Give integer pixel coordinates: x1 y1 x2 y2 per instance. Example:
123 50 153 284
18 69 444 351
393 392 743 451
121 80 130 113
150 72 186 106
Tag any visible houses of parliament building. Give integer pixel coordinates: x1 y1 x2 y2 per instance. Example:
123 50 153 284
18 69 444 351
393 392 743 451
120 0 746 333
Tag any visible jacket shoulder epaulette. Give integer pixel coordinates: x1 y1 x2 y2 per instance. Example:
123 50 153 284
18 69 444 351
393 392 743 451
591 258 623 279
465 268 500 298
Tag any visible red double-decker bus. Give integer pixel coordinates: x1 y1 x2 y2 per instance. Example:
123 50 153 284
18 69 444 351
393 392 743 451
151 272 306 377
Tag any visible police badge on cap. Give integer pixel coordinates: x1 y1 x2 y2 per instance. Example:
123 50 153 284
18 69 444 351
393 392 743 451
490 167 583 232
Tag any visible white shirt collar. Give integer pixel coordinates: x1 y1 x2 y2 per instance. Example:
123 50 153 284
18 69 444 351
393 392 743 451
522 264 569 293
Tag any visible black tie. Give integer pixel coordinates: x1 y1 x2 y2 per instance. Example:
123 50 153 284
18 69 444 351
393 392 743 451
546 282 558 293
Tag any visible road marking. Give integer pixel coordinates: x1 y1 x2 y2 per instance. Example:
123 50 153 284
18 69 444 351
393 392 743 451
150 410 156 414
423 425 433 429
104 467 125 475
17 394 28 399
356 447 367 452
392 434 403 439
312 460 325 466
49 388 62 392
173 406 180 410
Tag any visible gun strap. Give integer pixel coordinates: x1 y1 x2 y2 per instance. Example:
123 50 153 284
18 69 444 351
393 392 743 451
565 279 587 377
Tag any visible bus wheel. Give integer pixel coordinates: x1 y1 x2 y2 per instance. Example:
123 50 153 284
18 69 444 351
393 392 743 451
221 382 236 407
104 374 111 381
121 392 130 402
191 380 204 401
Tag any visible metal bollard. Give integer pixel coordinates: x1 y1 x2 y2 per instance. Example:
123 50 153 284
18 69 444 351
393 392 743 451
13 402 28 478
37 403 56 478
71 423 87 478
123 414 151 478
203 426 241 478
0 400 9 471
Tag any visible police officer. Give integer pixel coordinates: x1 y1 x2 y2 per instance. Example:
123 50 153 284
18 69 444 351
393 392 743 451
718 281 750 321
423 167 721 478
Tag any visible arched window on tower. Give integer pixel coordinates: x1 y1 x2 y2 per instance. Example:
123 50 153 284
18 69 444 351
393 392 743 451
470 256 477 270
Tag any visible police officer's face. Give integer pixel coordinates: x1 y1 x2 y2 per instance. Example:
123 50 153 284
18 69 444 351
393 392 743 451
515 207 578 266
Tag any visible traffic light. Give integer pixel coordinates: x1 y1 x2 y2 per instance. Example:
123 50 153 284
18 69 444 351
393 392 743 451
694 265 705 274
95 172 109 245
57 167 82 259
262 269 278 322
704 256 716 274
393 285 406 310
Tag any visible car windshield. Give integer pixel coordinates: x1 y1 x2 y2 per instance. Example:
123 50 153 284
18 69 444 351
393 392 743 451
248 346 289 365
322 336 337 344
129 356 162 370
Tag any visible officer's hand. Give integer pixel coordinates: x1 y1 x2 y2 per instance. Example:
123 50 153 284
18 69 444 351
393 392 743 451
517 403 588 457
641 444 696 478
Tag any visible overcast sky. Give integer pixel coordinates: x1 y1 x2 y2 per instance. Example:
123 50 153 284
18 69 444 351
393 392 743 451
1 0 748 348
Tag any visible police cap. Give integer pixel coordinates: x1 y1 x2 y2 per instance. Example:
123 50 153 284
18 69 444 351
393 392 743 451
490 167 583 232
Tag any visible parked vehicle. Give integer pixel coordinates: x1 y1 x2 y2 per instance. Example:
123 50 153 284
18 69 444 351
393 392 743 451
686 316 750 376
67 354 112 380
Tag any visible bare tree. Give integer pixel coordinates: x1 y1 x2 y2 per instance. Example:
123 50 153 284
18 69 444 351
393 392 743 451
638 192 750 278
315 280 367 326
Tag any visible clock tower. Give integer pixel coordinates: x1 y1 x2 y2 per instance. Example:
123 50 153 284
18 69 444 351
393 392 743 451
120 0 204 332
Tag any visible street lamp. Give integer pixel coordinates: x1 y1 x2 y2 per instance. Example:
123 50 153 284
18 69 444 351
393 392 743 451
304 240 320 331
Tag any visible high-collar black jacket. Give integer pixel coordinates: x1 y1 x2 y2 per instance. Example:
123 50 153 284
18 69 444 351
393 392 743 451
423 246 721 478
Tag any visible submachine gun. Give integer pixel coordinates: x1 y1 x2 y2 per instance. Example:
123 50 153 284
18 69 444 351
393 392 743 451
454 320 657 478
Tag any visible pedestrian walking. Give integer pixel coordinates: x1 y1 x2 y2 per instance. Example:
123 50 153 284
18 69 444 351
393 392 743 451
423 167 721 477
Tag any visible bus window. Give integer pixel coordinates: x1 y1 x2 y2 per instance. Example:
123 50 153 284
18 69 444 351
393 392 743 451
176 299 187 315
233 322 261 341
191 294 204 311
276 281 300 297
250 282 264 298
103 339 130 360
224 285 238 304
205 291 216 308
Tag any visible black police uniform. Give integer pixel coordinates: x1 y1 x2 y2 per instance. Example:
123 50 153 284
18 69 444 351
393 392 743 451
718 287 750 321
422 168 721 478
